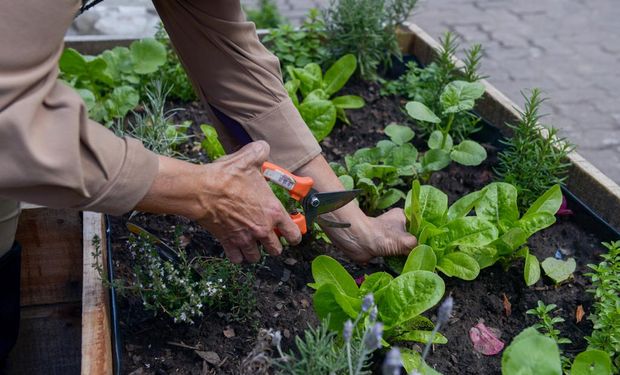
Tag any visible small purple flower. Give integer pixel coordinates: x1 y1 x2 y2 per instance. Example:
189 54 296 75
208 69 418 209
343 320 353 343
382 347 402 375
355 275 366 286
362 293 374 312
369 306 378 322
364 322 384 350
437 296 454 326
270 330 282 347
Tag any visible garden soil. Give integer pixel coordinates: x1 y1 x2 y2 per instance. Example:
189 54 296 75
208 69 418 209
110 80 608 375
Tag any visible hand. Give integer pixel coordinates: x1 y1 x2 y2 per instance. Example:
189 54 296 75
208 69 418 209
322 207 417 264
136 141 302 264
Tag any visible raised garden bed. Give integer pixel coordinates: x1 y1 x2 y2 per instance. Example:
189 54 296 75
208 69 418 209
63 22 620 375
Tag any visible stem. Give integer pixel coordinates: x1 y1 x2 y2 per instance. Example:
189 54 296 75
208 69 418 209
347 341 353 375
353 345 368 375
440 113 455 149
421 321 442 362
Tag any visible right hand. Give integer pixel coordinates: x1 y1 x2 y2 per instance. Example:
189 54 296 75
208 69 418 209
194 141 302 263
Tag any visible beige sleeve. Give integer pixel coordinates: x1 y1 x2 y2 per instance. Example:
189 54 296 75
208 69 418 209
0 0 159 215
152 0 322 171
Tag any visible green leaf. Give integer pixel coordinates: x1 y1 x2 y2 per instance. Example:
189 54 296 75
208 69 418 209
570 349 612 375
298 99 337 141
437 252 480 280
359 272 393 297
450 140 487 166
385 144 419 174
313 284 360 331
541 257 576 284
475 182 519 230
322 54 357 96
501 327 562 375
385 123 415 146
430 217 498 249
440 81 485 114
400 348 441 375
59 48 88 76
417 184 449 226
524 251 541 286
295 63 322 97
447 190 484 221
406 101 441 124
284 79 300 107
428 130 453 150
101 47 133 82
106 85 139 118
422 149 451 172
394 330 448 344
517 212 556 237
129 38 167 74
332 95 365 109
338 175 354 190
492 227 528 256
77 89 96 111
376 271 445 328
402 245 437 273
309 255 358 297
200 124 226 160
377 188 405 210
523 185 563 218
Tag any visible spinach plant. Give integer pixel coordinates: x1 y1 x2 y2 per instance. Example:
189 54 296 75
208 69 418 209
199 124 226 161
308 255 446 347
286 54 365 141
405 80 487 171
245 0 285 29
495 89 574 212
60 38 167 124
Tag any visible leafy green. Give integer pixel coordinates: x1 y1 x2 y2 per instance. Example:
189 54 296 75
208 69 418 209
571 350 612 375
541 257 576 284
245 0 285 29
501 327 562 375
199 124 226 161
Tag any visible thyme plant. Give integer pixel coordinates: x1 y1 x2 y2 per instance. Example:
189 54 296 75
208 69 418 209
323 0 418 80
495 89 574 212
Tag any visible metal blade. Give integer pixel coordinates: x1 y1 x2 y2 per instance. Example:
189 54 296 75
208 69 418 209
311 189 361 215
126 222 179 263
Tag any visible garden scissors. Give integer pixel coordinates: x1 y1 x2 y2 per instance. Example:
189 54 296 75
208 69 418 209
261 162 361 235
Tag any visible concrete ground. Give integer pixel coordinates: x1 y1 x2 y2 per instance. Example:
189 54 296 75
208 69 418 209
72 0 620 182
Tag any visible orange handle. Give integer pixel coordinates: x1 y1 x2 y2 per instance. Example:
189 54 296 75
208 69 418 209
274 212 307 236
262 161 314 201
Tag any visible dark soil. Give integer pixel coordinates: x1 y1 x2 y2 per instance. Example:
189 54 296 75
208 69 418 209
110 80 611 375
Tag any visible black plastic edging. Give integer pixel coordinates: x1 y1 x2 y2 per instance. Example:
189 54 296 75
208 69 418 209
104 214 122 375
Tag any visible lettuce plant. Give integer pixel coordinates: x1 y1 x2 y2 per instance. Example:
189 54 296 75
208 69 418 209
308 255 446 347
394 181 561 282
405 80 487 171
60 38 167 124
286 54 365 141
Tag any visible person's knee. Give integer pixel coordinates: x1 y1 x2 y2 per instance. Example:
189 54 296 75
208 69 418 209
0 200 21 256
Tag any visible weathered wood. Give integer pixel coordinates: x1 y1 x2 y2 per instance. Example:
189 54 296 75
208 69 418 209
402 22 620 231
15 208 83 306
81 211 113 375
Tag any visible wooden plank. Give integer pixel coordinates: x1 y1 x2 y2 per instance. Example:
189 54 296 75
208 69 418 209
4 303 82 375
403 22 620 231
15 208 83 306
81 211 113 375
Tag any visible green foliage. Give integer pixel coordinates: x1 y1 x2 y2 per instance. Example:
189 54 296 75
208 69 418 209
199 124 226 161
586 241 620 371
501 327 562 375
390 181 561 281
308 255 445 346
155 24 197 102
245 0 285 29
323 0 418 80
383 32 485 141
571 349 613 375
286 54 365 141
405 80 487 169
263 9 329 71
108 81 193 159
541 257 576 284
526 301 572 345
495 89 574 212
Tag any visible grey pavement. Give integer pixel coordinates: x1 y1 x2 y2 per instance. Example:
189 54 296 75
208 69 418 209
70 0 620 182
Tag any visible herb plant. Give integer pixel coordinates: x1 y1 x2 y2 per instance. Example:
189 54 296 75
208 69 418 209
263 9 329 71
405 80 487 170
323 0 418 80
155 24 197 102
309 255 446 347
526 301 571 345
60 38 167 124
586 241 620 370
245 0 285 29
495 89 574 212
286 54 365 141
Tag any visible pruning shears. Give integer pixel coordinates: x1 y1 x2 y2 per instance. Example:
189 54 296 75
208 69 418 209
261 162 361 235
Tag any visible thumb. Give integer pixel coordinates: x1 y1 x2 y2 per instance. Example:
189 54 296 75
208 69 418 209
222 140 270 168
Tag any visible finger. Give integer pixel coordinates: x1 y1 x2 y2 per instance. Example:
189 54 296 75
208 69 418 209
222 243 244 264
259 230 283 256
237 140 271 168
274 213 302 245
240 242 261 263
382 208 408 230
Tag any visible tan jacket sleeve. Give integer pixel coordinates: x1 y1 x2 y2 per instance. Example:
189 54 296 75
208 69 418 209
152 0 322 171
0 0 159 215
